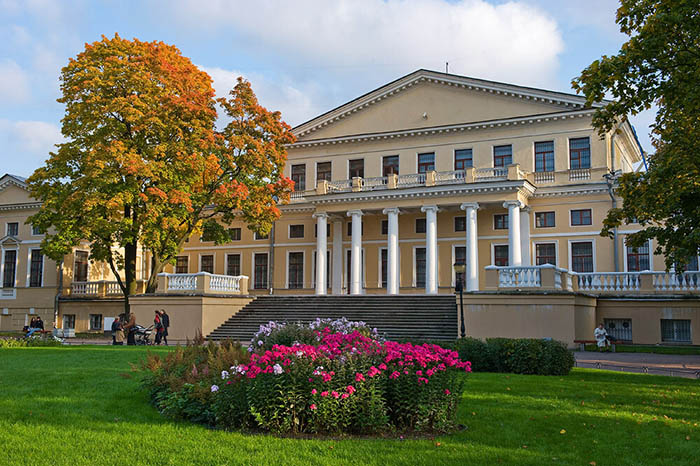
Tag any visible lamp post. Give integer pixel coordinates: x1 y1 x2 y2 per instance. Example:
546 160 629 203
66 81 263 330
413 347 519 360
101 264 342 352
453 263 466 338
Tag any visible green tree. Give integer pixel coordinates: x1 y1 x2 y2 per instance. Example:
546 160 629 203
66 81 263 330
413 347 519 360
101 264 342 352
572 0 700 270
28 35 294 315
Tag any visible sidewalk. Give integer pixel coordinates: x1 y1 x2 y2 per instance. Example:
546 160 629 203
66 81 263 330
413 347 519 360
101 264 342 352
574 351 700 379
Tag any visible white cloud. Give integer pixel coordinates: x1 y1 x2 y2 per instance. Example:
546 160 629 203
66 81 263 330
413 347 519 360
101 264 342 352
0 60 30 104
199 65 326 126
170 0 564 88
0 119 64 176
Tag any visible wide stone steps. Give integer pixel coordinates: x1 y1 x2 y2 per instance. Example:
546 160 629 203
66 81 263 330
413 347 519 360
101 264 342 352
206 295 458 342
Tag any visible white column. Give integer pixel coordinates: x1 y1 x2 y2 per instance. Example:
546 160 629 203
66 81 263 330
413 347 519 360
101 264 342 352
313 212 328 295
421 205 439 294
383 208 400 295
520 207 531 266
331 219 343 295
460 202 480 291
504 200 523 267
347 210 363 295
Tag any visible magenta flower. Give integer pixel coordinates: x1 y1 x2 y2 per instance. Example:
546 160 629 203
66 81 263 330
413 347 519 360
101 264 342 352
321 391 329 397
310 404 317 411
331 391 340 399
311 389 317 395
346 385 356 394
355 373 365 382
444 389 451 395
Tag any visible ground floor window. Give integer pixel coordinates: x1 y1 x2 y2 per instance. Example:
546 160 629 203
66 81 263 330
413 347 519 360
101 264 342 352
660 319 691 343
254 253 268 290
535 243 556 266
381 249 388 288
63 314 75 330
571 241 593 273
89 314 103 331
288 252 304 289
494 245 508 266
226 254 241 276
415 248 426 287
455 246 466 287
604 318 632 342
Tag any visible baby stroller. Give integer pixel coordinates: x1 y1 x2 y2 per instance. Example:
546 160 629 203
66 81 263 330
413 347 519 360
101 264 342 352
133 325 154 345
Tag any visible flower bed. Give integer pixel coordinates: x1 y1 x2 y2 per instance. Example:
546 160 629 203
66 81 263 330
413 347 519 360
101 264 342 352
139 320 471 435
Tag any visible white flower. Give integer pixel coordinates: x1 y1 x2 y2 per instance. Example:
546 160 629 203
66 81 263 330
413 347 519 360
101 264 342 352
211 385 219 393
257 340 263 346
221 370 229 380
273 364 283 375
295 350 303 357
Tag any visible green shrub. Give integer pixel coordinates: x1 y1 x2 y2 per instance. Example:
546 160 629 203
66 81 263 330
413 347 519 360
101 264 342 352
0 336 63 348
452 337 490 372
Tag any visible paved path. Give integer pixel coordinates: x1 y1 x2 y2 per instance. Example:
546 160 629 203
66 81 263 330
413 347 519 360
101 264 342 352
574 351 700 379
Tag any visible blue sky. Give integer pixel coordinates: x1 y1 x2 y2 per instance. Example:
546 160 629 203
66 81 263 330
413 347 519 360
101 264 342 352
0 0 655 178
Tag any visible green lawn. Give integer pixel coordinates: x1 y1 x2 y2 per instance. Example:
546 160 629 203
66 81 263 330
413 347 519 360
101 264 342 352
0 347 698 466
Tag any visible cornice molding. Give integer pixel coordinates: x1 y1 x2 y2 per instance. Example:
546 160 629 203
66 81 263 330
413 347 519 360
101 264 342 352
294 70 600 138
291 109 596 149
0 202 41 211
533 183 609 198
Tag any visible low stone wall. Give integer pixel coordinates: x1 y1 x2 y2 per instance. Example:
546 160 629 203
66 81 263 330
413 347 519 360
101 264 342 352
58 298 124 332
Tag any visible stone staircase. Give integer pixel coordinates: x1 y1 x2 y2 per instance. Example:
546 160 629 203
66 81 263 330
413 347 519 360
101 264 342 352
206 295 458 342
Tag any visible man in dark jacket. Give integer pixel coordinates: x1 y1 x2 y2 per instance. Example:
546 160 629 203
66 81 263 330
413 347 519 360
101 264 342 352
160 309 170 346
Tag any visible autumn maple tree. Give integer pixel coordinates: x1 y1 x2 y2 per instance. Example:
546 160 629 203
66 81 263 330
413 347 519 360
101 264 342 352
28 34 294 314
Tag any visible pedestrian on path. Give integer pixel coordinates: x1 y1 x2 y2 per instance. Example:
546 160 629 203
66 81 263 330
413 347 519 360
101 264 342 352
594 323 609 352
160 309 170 346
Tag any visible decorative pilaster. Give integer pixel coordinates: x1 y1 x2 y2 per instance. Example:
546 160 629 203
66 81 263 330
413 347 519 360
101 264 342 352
382 208 400 295
460 202 480 291
421 205 439 294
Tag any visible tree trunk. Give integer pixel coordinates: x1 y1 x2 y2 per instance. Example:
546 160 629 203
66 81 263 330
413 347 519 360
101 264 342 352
146 254 165 293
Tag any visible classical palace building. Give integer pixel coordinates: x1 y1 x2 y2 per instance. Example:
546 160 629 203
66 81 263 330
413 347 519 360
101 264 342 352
2 70 699 345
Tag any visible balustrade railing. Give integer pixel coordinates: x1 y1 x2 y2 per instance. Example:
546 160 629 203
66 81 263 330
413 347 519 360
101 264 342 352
360 176 387 190
166 274 198 291
576 272 641 292
496 266 542 288
534 171 555 184
397 173 426 187
209 274 245 293
326 180 352 192
158 272 249 295
474 167 508 181
569 168 591 181
652 271 700 292
435 170 465 184
106 282 122 295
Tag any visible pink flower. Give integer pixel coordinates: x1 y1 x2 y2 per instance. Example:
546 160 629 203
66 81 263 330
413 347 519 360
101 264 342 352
341 393 349 399
310 404 317 411
309 378 314 382
416 370 423 376
331 391 340 399
444 389 451 395
355 373 365 382
418 377 428 384
321 391 329 397
378 363 387 370
367 366 380 378
311 389 317 395
346 385 356 394
390 371 400 379
322 373 333 382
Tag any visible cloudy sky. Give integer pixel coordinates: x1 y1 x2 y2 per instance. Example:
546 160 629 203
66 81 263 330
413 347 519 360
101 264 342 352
1 0 655 178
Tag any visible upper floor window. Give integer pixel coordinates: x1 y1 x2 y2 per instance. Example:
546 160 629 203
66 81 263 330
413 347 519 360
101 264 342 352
29 250 43 287
316 162 332 185
534 141 555 172
571 209 592 226
383 155 399 176
349 159 364 178
291 164 306 191
289 224 305 239
571 241 594 273
494 245 509 266
417 152 435 173
454 149 473 170
626 241 650 272
6 222 18 236
535 211 555 228
415 218 426 234
2 250 17 288
569 137 591 169
74 251 88 282
31 225 42 235
535 243 556 266
494 214 509 230
454 216 466 232
228 228 241 241
175 256 188 274
255 231 269 240
200 255 214 273
493 145 512 167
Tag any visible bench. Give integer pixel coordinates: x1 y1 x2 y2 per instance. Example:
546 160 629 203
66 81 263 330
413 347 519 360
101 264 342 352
574 339 616 352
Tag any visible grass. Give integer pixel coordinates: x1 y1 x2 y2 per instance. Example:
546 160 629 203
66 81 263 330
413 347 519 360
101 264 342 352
583 344 700 355
0 347 698 466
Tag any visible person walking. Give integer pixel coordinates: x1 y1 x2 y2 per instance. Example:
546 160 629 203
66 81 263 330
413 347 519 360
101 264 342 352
111 316 124 345
594 323 609 352
124 312 136 346
153 310 163 345
160 309 170 346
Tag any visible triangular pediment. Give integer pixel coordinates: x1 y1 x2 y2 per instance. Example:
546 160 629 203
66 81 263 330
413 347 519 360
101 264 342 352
0 235 21 246
294 69 599 142
0 174 36 206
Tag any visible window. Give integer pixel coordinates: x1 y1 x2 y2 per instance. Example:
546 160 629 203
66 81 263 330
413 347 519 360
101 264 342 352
454 216 466 232
415 248 426 287
569 137 591 169
455 246 466 287
661 319 691 343
226 254 241 276
535 243 556 266
454 149 473 170
29 250 43 287
381 220 388 235
349 159 364 178
228 228 241 241
254 253 268 289
494 214 508 230
686 255 699 272
535 211 555 228
200 255 214 273
175 256 188 274
316 162 332 185
415 218 426 234
31 225 42 235
381 249 388 288
6 222 18 236
493 145 512 167
289 224 305 239
314 223 330 238
291 164 306 191
571 241 594 273
346 222 364 236
2 250 17 288
74 251 88 282
382 155 399 176
604 318 632 342
626 242 650 272
63 314 75 330
417 152 435 173
494 245 509 266
254 231 269 240
288 252 304 289
89 314 102 331
571 209 592 226
534 141 555 172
